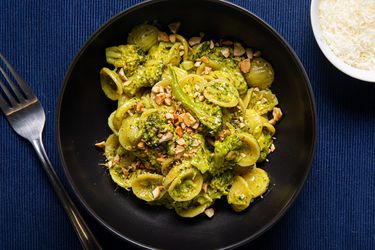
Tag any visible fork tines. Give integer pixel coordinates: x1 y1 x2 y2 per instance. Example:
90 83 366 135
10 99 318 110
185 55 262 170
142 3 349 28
0 53 36 114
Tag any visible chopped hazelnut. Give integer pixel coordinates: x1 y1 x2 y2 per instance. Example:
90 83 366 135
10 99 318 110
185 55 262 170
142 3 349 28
203 66 212 75
191 122 199 130
201 56 209 63
168 22 181 34
156 156 165 163
202 183 208 193
169 34 176 43
204 208 214 218
233 42 245 56
253 50 262 57
118 68 127 81
152 186 163 199
164 97 172 106
182 113 197 127
221 40 233 46
176 126 183 137
194 61 201 67
136 102 143 113
240 59 251 73
188 36 202 46
269 107 283 125
158 32 169 42
113 154 120 164
165 112 174 120
270 143 276 152
209 40 215 49
221 48 230 58
137 141 145 149
121 168 129 177
159 132 173 143
95 141 106 148
176 138 186 146
175 145 185 155
155 93 166 105
246 48 253 59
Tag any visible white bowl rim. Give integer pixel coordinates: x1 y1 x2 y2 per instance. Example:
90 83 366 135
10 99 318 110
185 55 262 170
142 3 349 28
310 0 375 83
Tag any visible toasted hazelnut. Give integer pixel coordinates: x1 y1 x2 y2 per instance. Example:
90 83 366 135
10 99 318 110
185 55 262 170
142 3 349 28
240 59 251 74
209 40 215 49
121 168 129 177
95 141 106 148
201 56 209 63
137 141 145 149
246 48 254 59
164 97 172 106
165 112 174 120
221 48 230 58
204 208 214 218
175 145 185 154
221 40 233 46
107 161 113 169
152 186 164 199
191 139 201 147
233 42 245 56
169 34 176 43
188 36 202 46
194 61 202 67
113 154 120 164
176 138 186 146
270 143 276 152
159 132 173 143
158 32 169 42
136 102 143 113
118 68 127 81
191 122 199 130
269 107 283 125
152 85 164 93
168 22 181 34
182 113 197 127
155 93 166 105
176 126 183 137
253 50 262 57
156 156 165 163
202 183 208 193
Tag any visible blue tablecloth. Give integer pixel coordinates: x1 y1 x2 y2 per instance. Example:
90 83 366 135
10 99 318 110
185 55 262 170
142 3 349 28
1 0 374 249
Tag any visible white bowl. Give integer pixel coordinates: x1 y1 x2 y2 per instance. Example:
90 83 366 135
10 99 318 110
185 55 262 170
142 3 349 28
310 0 375 82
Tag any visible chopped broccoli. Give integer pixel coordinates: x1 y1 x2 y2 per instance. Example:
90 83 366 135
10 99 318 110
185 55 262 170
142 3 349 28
123 42 174 96
105 45 145 76
211 134 243 174
141 111 174 148
208 171 234 199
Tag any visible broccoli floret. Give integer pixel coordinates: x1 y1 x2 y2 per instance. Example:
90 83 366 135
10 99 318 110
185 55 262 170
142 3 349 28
208 171 234 199
105 45 145 76
123 42 173 96
123 61 164 96
211 134 243 174
141 111 174 148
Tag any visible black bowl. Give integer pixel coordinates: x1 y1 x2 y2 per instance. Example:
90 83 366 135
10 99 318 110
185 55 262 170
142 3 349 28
57 0 316 249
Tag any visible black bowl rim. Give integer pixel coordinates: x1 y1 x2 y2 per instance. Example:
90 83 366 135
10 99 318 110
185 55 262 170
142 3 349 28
56 0 317 249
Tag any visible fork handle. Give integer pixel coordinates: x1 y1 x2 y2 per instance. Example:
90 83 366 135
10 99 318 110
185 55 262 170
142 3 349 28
31 138 102 250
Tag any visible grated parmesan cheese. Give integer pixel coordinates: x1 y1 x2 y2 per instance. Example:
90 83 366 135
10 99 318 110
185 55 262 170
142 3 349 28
319 0 375 71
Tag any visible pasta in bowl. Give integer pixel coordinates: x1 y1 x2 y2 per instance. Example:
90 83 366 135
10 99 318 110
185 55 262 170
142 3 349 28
96 23 282 218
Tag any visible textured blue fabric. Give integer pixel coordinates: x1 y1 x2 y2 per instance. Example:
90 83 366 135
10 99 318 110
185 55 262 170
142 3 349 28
1 0 374 249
